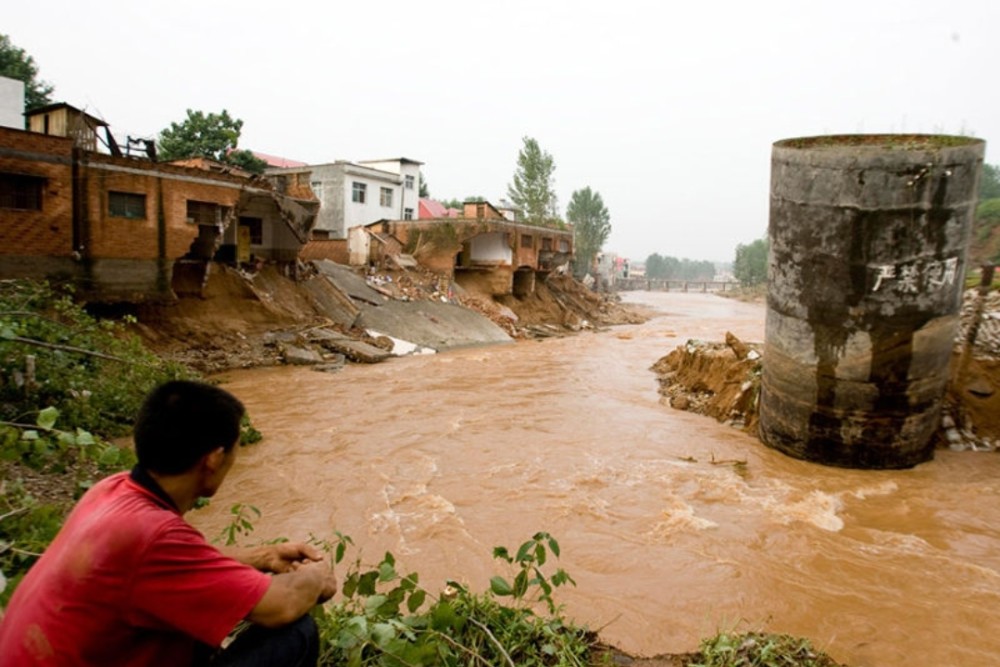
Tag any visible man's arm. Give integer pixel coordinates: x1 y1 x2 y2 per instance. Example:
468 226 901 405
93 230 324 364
221 542 323 573
247 562 338 628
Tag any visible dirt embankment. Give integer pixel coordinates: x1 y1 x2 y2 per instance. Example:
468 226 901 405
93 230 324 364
133 262 645 373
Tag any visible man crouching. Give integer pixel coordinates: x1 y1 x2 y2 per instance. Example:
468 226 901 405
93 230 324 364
0 380 337 666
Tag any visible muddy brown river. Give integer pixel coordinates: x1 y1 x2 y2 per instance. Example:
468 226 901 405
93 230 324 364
193 292 1000 667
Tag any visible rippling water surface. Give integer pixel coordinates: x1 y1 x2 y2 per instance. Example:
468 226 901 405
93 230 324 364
193 292 1000 666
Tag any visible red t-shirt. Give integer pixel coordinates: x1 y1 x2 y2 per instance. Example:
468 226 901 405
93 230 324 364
0 472 271 666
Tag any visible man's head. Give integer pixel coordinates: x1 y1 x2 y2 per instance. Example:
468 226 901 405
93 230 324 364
134 380 246 476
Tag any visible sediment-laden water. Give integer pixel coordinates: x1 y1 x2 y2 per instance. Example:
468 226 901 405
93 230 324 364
193 292 1000 666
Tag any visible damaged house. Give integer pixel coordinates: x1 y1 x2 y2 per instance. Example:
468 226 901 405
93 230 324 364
351 200 574 297
269 157 422 263
0 104 316 302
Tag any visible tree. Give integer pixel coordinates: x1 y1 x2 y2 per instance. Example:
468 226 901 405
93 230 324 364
980 163 1000 201
0 34 54 111
419 172 430 198
567 186 611 276
733 237 769 287
157 109 267 174
507 137 558 225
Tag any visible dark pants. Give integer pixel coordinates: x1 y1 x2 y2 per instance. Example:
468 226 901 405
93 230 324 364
197 615 319 667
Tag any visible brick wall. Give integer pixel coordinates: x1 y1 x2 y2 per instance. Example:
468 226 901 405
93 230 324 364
0 127 75 258
82 154 244 261
300 239 349 264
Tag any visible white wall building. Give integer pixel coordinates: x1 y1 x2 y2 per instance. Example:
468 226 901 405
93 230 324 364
0 76 25 129
267 157 422 239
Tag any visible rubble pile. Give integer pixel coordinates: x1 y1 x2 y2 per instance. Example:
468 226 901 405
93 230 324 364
956 287 1000 360
651 332 762 431
652 288 1000 455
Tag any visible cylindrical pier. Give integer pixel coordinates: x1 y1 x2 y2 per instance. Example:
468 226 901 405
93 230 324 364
759 134 985 468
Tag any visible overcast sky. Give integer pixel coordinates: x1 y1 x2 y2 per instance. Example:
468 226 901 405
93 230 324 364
7 0 998 263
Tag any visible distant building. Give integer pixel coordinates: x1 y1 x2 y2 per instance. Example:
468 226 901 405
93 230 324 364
268 158 422 239
0 76 24 129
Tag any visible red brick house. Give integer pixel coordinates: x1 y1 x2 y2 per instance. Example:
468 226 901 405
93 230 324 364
0 119 315 302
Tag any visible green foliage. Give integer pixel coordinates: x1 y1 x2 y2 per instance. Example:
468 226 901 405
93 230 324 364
980 163 1000 201
312 532 592 666
0 280 194 438
225 148 269 175
157 109 266 174
0 407 137 606
508 137 560 226
733 238 769 287
240 414 263 446
419 172 430 198
977 197 1000 222
567 187 611 277
645 254 716 281
216 503 262 546
0 33 54 111
0 481 64 607
689 631 841 667
0 406 135 474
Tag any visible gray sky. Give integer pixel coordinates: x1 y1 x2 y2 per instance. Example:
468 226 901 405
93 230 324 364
8 0 998 263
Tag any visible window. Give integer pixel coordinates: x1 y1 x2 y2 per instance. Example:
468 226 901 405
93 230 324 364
240 217 263 245
403 207 414 220
109 191 146 219
558 239 569 252
352 182 367 203
187 200 228 226
521 234 534 249
310 181 324 205
0 174 44 210
404 174 415 190
541 238 553 251
380 187 393 207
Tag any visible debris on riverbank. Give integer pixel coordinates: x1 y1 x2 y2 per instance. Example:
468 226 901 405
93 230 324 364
650 288 1000 450
134 260 644 373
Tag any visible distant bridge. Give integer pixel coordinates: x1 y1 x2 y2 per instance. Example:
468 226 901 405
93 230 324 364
615 278 742 293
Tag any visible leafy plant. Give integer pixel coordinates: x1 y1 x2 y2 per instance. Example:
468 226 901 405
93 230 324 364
0 406 135 474
0 280 194 437
689 631 842 667
310 532 593 666
217 503 262 546
0 480 65 607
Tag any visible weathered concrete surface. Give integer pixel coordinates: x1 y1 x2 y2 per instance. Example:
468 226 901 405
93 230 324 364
300 271 360 328
760 134 985 469
357 300 512 351
312 260 387 305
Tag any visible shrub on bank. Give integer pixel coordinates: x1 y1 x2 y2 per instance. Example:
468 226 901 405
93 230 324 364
0 279 195 604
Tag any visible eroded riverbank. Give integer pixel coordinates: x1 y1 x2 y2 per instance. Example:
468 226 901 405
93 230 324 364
194 292 1000 667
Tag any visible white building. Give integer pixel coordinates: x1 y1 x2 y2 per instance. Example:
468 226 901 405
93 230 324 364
0 76 25 129
267 157 422 239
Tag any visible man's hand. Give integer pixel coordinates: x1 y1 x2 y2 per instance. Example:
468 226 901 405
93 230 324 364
224 542 323 573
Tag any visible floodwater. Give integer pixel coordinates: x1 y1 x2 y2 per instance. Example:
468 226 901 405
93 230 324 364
193 292 1000 667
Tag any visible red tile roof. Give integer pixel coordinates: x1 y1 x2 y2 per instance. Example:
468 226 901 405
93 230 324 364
252 151 308 168
419 198 461 219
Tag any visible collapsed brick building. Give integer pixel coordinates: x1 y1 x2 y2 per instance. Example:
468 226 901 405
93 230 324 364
0 103 316 302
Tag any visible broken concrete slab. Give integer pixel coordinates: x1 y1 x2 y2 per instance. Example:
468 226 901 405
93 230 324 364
300 272 360 328
311 260 387 306
306 329 392 363
357 300 512 351
282 344 324 365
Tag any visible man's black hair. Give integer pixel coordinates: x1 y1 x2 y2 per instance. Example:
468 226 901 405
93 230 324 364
134 380 246 475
